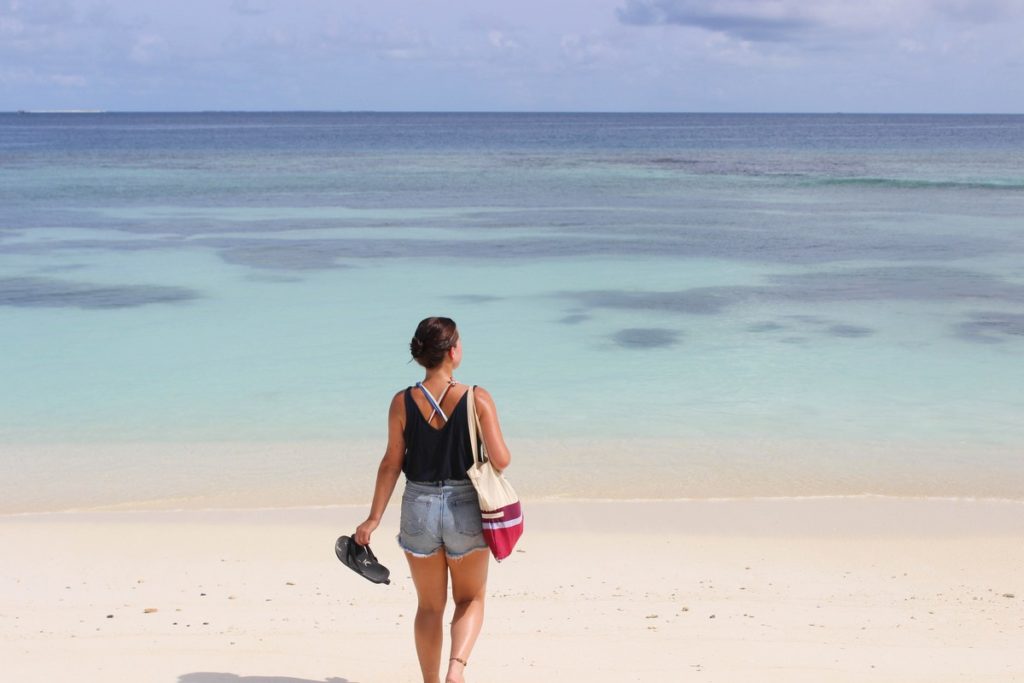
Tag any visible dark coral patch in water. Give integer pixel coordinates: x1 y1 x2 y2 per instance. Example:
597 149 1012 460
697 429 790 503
218 243 346 270
827 324 874 338
610 328 680 349
955 312 1024 343
0 277 200 309
569 288 741 315
766 267 1024 303
447 294 502 304
747 321 787 332
562 267 1024 319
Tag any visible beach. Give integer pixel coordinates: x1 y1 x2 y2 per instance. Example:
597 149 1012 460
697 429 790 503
3 113 1024 681
3 0 1024 673
3 498 1023 683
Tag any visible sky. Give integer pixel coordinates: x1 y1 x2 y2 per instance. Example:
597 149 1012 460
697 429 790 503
2 0 1023 112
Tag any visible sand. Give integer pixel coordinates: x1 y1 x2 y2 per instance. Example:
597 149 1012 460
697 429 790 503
2 498 1023 682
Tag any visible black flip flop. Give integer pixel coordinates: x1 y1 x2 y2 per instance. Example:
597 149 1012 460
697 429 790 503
335 535 391 585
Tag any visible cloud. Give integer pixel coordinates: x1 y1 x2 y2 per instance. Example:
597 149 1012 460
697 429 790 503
560 33 617 65
0 66 31 83
898 38 927 54
49 73 86 86
614 0 1024 44
0 65 85 87
2 0 78 27
1 0 1022 111
616 0 820 42
230 0 270 17
488 29 520 50
129 33 167 64
934 0 1020 23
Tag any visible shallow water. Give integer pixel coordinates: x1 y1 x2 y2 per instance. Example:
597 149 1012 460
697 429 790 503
2 112 1022 510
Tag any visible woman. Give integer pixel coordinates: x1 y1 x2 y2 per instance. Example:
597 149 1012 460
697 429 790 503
354 316 512 683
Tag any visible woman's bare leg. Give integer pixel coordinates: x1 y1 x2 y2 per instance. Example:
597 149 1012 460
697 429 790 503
444 549 489 683
406 551 450 683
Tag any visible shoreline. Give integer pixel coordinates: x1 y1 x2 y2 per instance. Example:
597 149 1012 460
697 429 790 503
3 437 1022 515
5 492 1024 520
5 496 1024 531
3 498 1022 682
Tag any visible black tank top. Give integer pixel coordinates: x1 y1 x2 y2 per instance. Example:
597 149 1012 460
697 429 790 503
402 386 474 482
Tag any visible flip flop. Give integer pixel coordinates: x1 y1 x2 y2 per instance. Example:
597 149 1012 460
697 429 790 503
335 535 391 585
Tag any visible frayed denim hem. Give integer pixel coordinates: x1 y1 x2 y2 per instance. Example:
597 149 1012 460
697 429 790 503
444 544 489 561
396 534 488 560
396 533 442 558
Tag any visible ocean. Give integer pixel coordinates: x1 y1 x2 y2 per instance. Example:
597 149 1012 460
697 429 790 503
1 112 1022 512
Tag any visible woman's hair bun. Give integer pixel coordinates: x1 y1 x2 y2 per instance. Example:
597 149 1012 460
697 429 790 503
410 317 458 369
409 336 425 358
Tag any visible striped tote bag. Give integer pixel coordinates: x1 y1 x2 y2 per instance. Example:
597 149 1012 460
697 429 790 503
466 386 523 561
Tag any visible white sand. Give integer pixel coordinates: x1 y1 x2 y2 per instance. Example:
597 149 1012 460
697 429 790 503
2 498 1023 682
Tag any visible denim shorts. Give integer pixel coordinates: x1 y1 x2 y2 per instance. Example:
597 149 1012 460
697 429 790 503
398 479 488 559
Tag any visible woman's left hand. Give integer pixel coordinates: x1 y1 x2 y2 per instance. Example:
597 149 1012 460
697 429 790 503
354 517 379 546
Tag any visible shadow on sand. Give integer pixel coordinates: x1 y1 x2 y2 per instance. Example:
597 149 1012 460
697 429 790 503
179 674 357 683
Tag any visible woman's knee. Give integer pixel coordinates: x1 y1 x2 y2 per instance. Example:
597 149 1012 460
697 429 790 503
416 598 447 617
453 593 484 610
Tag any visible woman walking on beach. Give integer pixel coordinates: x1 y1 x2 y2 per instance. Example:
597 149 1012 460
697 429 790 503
355 317 512 683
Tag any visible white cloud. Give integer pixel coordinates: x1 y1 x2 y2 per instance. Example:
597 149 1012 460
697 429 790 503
0 65 32 84
50 73 86 86
129 33 166 64
0 65 84 87
2 0 78 26
0 16 25 40
898 38 927 54
488 29 520 50
0 0 1021 112
701 31 797 67
560 33 616 65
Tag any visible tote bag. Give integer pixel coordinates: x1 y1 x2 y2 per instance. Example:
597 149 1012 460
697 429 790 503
466 386 523 561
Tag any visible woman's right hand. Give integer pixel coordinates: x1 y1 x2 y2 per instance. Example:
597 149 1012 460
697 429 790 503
354 517 379 546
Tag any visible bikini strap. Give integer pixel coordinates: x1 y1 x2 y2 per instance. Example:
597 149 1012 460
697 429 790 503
415 380 455 424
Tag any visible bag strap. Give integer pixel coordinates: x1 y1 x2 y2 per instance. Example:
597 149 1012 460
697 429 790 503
466 385 488 466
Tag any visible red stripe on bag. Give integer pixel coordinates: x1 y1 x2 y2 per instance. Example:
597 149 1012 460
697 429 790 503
481 501 521 522
479 502 523 561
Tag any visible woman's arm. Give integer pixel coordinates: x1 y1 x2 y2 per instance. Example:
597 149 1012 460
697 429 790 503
474 386 512 471
354 391 406 545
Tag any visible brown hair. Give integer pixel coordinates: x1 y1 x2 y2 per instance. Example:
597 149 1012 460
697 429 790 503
410 317 459 369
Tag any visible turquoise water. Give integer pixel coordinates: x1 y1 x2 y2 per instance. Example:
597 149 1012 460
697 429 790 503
1 113 1023 510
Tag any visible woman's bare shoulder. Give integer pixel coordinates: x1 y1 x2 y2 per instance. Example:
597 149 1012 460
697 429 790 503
471 385 498 412
471 384 493 398
389 388 407 411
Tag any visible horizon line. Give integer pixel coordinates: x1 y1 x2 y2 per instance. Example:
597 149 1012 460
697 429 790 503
6 109 1024 116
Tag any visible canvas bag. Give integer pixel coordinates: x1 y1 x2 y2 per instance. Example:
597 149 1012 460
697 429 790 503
466 386 523 561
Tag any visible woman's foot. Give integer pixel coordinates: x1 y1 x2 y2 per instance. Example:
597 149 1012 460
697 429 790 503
445 656 467 683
